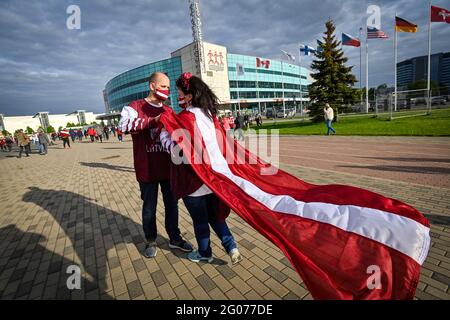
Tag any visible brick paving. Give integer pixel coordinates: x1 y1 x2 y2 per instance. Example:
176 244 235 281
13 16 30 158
0 135 449 300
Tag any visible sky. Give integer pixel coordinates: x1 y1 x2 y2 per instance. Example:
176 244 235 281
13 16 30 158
0 0 449 116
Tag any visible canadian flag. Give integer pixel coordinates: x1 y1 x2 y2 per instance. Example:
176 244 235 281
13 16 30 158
431 5 450 23
256 57 270 69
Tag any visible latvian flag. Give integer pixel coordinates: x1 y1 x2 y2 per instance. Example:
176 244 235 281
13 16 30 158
367 26 389 39
160 107 431 300
395 16 418 32
342 33 361 47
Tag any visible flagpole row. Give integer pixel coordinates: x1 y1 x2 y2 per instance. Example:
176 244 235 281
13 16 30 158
427 2 432 115
299 46 303 120
366 35 369 114
359 27 363 108
394 13 398 115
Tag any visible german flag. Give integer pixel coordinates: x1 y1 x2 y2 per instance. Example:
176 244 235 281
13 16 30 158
395 16 418 32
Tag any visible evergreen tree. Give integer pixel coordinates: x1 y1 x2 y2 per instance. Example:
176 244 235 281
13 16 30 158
308 19 358 122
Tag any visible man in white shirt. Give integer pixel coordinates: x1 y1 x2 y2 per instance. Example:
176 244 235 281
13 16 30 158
323 103 336 135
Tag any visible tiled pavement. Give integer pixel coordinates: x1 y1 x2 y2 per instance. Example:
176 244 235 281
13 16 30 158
0 136 449 300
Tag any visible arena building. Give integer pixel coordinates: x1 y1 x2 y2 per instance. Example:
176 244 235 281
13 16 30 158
103 41 312 116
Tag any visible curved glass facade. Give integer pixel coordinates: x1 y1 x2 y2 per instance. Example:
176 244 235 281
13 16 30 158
228 53 309 113
105 56 183 113
104 43 311 116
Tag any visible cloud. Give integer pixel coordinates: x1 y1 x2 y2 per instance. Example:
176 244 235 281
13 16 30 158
0 0 448 115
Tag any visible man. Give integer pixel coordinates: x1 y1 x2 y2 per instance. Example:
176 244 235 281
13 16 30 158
119 72 193 258
87 127 96 142
16 129 31 158
96 126 103 143
103 126 110 141
228 112 235 130
323 103 336 135
234 111 245 141
256 113 262 127
60 128 71 148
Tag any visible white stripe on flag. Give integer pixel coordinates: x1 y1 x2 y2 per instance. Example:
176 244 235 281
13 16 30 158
189 108 430 265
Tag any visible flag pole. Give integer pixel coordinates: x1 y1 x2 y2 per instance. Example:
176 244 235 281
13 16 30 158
281 55 286 117
427 1 432 115
299 45 303 120
236 66 241 112
359 27 363 109
366 30 369 113
256 60 261 115
394 14 398 114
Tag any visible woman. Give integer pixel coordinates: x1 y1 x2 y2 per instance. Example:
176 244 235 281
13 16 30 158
160 73 242 265
37 128 50 155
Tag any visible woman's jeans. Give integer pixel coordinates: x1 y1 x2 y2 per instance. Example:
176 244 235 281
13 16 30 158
326 119 336 135
183 193 237 258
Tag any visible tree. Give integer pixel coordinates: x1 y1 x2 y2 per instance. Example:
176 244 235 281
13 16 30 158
46 125 55 134
308 19 358 122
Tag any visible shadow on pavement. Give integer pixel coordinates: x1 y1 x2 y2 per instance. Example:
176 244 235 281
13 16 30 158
79 162 135 173
20 187 206 299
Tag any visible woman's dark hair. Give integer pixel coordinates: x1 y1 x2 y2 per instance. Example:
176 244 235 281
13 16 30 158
176 74 218 120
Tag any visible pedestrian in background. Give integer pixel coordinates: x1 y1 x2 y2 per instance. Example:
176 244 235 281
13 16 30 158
38 129 50 155
60 128 71 149
96 126 103 143
16 129 31 158
324 103 336 136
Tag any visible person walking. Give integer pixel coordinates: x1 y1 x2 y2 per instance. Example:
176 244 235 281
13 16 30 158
60 128 71 148
256 113 262 127
69 129 76 143
116 127 123 142
103 126 110 141
234 112 245 141
16 129 31 158
77 129 83 142
5 135 13 152
87 127 96 142
96 126 103 143
38 129 50 155
324 103 336 135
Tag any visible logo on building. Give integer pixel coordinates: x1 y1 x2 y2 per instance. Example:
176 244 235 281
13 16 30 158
207 50 225 72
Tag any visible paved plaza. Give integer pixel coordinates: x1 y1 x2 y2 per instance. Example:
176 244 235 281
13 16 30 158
0 135 449 300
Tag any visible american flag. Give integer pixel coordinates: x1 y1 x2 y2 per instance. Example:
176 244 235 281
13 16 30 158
367 27 389 39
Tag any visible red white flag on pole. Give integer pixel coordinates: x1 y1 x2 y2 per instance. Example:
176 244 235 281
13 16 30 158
431 5 450 23
256 57 271 68
160 109 430 300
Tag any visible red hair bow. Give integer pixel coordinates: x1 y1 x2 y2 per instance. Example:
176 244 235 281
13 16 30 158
181 72 192 90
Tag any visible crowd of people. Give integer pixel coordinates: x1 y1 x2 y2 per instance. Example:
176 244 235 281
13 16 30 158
0 124 125 158
218 112 263 141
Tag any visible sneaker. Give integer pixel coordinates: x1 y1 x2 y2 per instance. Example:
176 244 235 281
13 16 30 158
187 251 213 263
229 248 243 265
169 239 194 252
143 241 157 258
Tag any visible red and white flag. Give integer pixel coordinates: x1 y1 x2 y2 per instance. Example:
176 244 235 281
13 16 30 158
256 57 271 68
431 5 450 23
160 109 430 300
